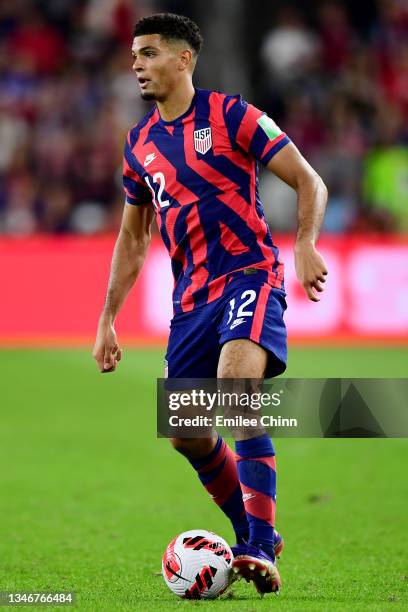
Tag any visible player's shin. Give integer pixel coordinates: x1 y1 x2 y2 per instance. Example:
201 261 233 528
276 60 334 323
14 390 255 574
188 435 249 544
235 433 276 559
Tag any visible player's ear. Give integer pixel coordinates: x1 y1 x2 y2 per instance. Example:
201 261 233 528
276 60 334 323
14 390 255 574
178 48 193 71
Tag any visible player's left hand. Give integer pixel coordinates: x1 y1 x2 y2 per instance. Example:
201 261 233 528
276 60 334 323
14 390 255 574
294 240 328 302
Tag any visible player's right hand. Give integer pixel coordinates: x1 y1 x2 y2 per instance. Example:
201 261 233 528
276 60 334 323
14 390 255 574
92 316 122 373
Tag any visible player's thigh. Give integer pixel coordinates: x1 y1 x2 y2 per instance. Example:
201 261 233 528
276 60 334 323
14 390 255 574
217 338 268 378
165 306 220 378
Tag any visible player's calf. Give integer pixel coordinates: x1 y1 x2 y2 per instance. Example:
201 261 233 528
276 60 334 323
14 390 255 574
169 437 216 460
171 435 251 546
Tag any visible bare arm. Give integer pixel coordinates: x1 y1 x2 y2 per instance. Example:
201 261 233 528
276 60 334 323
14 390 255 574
93 203 155 372
267 142 328 301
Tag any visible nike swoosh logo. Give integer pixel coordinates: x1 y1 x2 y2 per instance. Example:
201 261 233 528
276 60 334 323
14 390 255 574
144 153 156 167
230 318 246 329
243 493 256 502
165 562 190 582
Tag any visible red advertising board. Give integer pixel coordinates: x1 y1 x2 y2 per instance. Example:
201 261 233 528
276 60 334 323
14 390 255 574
0 235 407 345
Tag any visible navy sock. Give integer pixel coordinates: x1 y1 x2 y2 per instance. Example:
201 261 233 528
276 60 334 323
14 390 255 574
190 435 249 544
235 433 276 559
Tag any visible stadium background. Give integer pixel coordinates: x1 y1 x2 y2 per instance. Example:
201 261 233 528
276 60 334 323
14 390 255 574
1 0 407 609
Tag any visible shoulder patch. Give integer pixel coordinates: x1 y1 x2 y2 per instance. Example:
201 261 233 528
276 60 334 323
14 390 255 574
257 114 282 140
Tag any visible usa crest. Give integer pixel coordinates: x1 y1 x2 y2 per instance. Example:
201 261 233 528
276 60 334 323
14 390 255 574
193 127 212 154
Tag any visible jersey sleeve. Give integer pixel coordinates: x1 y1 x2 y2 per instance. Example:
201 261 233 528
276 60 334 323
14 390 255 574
123 132 152 206
224 95 290 165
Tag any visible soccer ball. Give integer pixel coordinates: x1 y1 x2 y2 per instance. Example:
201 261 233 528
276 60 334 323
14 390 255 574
162 529 233 599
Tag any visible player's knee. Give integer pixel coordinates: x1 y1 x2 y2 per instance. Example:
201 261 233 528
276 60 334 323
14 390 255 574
218 360 255 378
218 365 241 378
169 437 214 460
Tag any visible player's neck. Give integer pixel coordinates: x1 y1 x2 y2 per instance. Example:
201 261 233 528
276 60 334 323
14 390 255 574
156 81 195 122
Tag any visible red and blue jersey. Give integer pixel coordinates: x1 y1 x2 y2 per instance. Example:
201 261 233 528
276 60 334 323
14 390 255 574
123 88 290 314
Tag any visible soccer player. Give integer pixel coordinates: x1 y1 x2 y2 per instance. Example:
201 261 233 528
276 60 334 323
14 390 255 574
93 13 328 595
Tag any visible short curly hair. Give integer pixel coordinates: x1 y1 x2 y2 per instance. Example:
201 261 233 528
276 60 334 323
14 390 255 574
133 13 203 56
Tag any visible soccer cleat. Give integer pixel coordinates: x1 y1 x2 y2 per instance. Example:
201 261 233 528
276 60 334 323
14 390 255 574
273 530 284 559
231 530 284 560
230 543 282 594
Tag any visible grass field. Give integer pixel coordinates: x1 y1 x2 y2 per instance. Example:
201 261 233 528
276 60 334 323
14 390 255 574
1 347 407 610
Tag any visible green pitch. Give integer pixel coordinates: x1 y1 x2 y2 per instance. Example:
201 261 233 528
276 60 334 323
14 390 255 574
1 347 407 610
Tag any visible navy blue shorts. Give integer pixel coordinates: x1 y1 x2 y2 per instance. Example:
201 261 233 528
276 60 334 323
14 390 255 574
165 271 287 379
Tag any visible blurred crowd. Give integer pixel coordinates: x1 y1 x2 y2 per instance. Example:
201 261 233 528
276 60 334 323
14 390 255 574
256 0 408 233
0 0 407 236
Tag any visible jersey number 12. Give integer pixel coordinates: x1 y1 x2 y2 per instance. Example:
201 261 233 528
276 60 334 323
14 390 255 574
145 173 170 210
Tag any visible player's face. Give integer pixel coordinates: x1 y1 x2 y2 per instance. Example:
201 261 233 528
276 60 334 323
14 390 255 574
131 34 184 102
